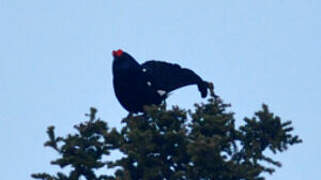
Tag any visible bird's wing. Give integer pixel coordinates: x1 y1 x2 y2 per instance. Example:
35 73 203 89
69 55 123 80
141 60 209 98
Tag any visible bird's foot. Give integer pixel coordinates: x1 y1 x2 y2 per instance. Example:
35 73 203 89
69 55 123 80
127 112 133 118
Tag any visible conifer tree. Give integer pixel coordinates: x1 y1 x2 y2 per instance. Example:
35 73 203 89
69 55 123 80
32 93 301 180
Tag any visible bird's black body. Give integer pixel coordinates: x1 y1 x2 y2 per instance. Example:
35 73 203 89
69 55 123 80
112 49 209 113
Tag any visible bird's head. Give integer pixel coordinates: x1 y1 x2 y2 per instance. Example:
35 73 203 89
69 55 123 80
112 49 135 62
112 49 140 76
112 49 124 57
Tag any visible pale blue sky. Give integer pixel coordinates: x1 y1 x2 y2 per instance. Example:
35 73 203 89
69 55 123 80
1 0 320 179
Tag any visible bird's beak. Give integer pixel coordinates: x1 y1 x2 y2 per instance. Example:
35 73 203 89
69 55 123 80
112 50 117 57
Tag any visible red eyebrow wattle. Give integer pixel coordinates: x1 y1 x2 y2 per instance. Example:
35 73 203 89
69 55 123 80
116 49 123 56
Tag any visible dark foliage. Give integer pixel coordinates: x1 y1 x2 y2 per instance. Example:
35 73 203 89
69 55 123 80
32 96 301 180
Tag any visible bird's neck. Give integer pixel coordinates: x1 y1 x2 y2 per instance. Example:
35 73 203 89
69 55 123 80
113 67 141 81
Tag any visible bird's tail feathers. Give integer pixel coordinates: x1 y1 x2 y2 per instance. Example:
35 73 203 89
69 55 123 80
198 81 209 98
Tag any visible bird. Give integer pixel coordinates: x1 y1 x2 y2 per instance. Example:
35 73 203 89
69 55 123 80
112 49 211 113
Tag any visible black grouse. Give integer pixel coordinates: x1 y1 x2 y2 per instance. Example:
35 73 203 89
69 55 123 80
112 49 210 113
